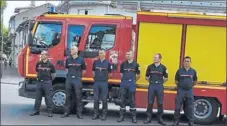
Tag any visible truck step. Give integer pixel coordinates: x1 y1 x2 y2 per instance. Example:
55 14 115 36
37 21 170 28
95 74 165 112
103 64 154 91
82 99 93 102
82 88 93 92
82 99 112 103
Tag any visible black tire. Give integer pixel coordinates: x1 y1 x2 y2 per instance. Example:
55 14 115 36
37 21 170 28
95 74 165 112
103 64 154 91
194 98 219 125
52 83 66 114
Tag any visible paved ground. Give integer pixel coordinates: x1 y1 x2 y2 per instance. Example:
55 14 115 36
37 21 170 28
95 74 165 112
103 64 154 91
1 66 226 125
1 84 226 125
1 66 23 84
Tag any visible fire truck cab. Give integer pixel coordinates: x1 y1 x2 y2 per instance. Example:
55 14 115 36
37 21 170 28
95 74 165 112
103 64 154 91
18 13 133 113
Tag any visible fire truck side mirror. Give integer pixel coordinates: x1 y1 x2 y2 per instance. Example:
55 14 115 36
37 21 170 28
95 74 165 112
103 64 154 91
29 21 35 31
27 32 33 46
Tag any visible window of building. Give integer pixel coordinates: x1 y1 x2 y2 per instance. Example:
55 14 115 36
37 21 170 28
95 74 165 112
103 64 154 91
85 10 88 15
85 25 116 51
67 25 85 48
78 9 93 15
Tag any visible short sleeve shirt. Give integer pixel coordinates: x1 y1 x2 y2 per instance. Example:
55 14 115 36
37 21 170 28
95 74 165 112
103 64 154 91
36 61 55 81
145 63 168 83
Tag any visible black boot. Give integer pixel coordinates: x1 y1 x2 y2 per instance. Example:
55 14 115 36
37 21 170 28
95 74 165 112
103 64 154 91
101 102 108 121
29 110 40 116
92 113 99 120
92 102 99 120
144 104 153 124
61 112 70 118
48 111 53 117
157 104 166 125
117 108 125 122
144 113 152 124
101 113 107 121
188 121 194 126
172 120 179 126
130 108 137 123
158 115 166 125
77 113 83 119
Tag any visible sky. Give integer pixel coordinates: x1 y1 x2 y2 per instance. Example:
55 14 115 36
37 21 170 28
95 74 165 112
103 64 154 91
3 1 60 27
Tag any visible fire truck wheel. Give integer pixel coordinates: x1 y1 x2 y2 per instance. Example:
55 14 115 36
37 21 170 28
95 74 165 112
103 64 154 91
51 83 66 114
194 98 219 125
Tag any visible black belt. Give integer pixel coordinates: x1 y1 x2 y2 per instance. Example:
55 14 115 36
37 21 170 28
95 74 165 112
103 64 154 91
122 79 134 82
150 81 162 84
68 75 80 79
38 79 51 82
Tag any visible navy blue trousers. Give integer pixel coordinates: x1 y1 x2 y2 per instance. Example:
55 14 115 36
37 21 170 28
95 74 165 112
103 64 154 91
34 80 53 112
174 88 194 122
93 81 108 115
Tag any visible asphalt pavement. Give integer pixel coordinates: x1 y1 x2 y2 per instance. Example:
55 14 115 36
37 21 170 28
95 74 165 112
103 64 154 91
1 65 24 85
0 66 226 125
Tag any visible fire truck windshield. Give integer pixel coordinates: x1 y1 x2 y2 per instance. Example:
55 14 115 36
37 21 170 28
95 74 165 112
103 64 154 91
33 22 62 47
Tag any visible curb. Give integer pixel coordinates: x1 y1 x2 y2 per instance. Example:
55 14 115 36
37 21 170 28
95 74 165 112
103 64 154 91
1 82 18 85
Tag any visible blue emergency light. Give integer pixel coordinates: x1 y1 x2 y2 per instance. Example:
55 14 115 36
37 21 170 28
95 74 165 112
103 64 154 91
49 6 55 13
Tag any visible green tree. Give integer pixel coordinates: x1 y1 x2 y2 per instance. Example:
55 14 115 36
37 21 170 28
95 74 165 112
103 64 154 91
0 0 7 9
0 0 7 28
0 26 11 56
0 0 8 59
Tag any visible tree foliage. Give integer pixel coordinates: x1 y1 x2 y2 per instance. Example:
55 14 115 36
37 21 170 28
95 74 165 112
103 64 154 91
0 0 9 58
0 26 11 56
0 0 7 9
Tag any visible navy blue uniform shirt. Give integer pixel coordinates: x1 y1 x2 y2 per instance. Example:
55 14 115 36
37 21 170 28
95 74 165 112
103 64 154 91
36 60 55 81
175 67 197 90
146 63 168 84
92 59 112 81
120 60 140 81
65 56 86 78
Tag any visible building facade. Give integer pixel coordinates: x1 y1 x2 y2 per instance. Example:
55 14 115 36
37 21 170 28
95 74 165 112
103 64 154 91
56 1 138 24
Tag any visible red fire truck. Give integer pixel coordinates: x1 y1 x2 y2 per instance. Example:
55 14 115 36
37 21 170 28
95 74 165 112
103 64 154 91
17 11 226 125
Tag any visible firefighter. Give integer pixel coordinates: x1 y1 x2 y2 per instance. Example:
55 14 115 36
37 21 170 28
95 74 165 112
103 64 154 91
61 46 86 119
144 53 168 125
29 50 56 117
172 56 197 126
117 50 140 123
92 50 112 121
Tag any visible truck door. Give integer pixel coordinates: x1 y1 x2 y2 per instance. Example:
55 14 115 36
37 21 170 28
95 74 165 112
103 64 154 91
79 23 121 81
25 20 65 90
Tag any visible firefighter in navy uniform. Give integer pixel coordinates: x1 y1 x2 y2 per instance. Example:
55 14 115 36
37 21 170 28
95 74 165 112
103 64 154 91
92 50 112 121
61 46 86 119
29 51 56 117
144 53 168 125
117 50 140 123
172 56 197 126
